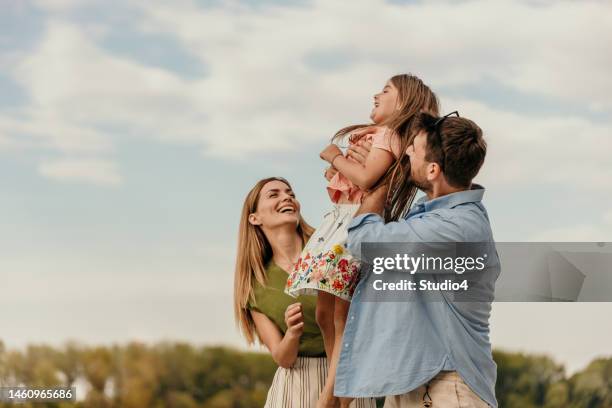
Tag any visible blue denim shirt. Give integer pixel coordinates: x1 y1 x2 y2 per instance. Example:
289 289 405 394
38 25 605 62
335 185 499 407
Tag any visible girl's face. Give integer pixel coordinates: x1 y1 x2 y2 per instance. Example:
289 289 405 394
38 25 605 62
249 180 301 230
370 80 400 124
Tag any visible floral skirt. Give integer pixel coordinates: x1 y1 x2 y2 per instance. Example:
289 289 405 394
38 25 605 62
285 204 361 301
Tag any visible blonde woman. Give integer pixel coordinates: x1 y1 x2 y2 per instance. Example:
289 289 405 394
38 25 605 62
235 177 376 408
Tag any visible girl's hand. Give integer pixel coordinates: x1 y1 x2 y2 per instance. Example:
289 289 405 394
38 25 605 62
320 144 343 164
284 303 304 339
324 166 338 181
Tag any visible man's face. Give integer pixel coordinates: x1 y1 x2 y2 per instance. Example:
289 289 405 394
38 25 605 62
407 131 433 192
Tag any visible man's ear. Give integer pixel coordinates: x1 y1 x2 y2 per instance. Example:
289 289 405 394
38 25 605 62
248 213 261 226
426 162 441 181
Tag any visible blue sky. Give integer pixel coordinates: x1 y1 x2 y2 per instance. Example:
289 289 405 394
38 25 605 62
1 0 611 373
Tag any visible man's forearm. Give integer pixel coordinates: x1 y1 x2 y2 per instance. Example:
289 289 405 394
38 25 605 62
347 215 384 261
354 186 386 217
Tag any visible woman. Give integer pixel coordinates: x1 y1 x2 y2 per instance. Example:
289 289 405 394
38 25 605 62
234 176 376 407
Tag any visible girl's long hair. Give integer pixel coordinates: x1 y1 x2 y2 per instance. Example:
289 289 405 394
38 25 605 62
333 74 440 221
233 177 314 344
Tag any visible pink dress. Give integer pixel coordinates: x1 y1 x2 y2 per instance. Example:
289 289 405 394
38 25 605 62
285 126 400 301
327 126 401 204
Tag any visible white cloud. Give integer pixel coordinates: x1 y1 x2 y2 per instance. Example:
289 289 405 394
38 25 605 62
527 208 612 241
32 0 98 11
1 0 610 185
529 224 612 242
38 158 122 186
445 97 612 190
12 22 202 144
133 0 612 152
0 111 112 153
604 209 612 225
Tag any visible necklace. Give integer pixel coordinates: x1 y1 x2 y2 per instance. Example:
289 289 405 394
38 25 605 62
274 251 300 273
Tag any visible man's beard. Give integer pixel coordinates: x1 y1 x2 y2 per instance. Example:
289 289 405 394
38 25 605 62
412 179 432 193
411 169 432 194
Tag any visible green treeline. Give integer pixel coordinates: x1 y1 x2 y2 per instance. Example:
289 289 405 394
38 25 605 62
0 340 610 407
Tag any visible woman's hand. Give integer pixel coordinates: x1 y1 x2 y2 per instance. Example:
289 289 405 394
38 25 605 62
284 303 304 339
320 144 343 164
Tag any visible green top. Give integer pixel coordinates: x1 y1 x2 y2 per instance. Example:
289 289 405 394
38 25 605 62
248 261 326 357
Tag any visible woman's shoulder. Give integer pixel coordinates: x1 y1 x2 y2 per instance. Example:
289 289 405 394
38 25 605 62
250 261 286 300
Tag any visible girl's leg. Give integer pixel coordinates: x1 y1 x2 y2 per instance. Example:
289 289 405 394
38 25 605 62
316 291 336 361
317 297 352 408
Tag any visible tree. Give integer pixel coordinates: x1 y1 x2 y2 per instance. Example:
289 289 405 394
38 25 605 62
494 350 565 407
569 358 612 408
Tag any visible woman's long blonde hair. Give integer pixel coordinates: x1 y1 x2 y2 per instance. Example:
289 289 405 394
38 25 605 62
234 177 314 344
334 74 440 221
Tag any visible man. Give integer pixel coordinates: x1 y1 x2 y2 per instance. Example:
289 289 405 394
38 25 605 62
334 112 499 407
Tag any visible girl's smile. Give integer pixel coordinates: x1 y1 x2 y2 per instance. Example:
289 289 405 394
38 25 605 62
370 80 399 124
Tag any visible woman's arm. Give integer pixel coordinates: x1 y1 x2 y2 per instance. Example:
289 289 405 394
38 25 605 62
321 143 394 191
251 303 304 368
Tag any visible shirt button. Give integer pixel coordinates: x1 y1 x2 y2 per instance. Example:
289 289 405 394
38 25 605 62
350 315 355 320
345 343 349 348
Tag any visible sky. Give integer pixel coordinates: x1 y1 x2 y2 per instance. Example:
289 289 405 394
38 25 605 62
1 0 611 374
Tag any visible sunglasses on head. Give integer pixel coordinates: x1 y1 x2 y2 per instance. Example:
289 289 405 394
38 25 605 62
423 110 460 172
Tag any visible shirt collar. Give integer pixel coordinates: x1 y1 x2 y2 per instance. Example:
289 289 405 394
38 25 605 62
411 184 485 214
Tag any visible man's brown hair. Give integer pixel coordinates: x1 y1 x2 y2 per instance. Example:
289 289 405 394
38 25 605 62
414 113 487 188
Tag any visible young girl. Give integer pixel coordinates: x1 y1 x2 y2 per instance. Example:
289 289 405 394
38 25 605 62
285 74 440 408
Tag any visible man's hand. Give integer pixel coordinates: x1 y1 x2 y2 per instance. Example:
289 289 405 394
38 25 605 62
349 126 377 144
322 141 372 181
347 140 372 164
355 184 388 217
320 144 343 164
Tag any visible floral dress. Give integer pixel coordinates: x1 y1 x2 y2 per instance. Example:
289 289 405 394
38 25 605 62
285 126 399 301
285 203 361 301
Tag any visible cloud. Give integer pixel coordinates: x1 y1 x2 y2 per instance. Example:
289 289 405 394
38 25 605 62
134 0 612 151
529 224 612 242
0 111 112 153
38 158 122 186
445 97 612 190
12 22 202 143
527 207 612 241
604 209 612 226
32 0 98 11
1 0 610 185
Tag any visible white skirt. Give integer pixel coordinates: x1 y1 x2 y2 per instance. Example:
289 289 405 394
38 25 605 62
264 357 377 408
285 204 362 301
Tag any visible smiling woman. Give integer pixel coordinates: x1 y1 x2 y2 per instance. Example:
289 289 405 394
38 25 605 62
233 177 376 408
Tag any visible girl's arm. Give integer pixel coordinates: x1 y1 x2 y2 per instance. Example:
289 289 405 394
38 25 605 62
320 143 394 191
251 303 304 368
323 140 373 182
